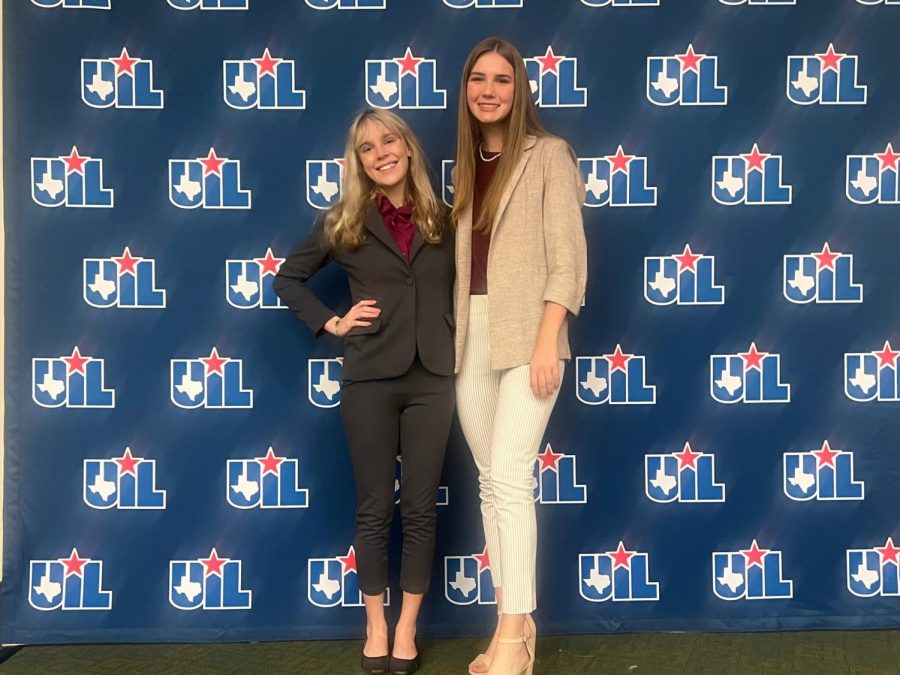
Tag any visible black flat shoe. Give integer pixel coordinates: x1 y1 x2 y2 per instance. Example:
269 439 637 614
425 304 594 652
360 650 390 674
388 653 420 675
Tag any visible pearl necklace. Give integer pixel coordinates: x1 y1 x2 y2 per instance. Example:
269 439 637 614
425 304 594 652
478 143 502 162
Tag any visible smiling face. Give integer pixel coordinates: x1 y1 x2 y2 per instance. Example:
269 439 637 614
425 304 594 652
466 50 515 128
355 119 411 200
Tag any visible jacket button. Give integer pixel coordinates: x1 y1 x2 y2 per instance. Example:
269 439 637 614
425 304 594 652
405 278 414 286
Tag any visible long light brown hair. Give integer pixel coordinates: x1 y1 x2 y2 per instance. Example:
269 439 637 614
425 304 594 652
452 37 546 233
323 109 445 250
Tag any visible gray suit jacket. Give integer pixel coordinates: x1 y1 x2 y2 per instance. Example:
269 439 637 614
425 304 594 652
454 135 587 372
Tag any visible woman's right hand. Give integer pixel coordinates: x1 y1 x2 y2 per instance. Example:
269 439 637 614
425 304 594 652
326 299 380 337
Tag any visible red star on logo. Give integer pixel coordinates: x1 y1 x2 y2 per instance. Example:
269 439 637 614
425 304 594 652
115 447 141 476
816 43 845 72
112 47 139 76
257 447 285 475
201 148 225 176
338 546 357 573
874 340 899 369
813 243 838 271
739 342 767 371
741 144 769 173
675 442 701 469
537 443 563 471
677 44 703 73
536 45 562 75
606 146 634 174
200 347 229 376
63 346 90 375
63 146 88 174
395 47 423 76
811 440 839 468
61 548 89 577
605 344 632 373
255 248 284 276
610 541 635 570
741 540 769 568
876 143 900 172
876 537 900 565
252 48 281 76
474 547 491 572
675 244 701 272
113 246 141 275
200 548 227 576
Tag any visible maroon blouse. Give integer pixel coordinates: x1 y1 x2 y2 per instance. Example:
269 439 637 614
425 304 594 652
376 194 416 258
470 149 501 295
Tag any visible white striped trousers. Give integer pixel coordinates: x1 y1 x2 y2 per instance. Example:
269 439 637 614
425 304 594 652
455 295 563 615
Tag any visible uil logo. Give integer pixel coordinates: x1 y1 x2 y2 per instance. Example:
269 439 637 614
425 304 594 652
31 0 110 7
710 342 791 404
305 0 385 8
783 441 864 502
395 457 449 506
712 144 792 205
713 540 793 600
719 0 795 4
169 148 251 209
856 0 900 4
309 358 342 408
226 248 286 310
29 549 112 610
227 447 309 509
169 549 252 610
170 347 253 409
579 149 658 208
81 48 163 109
645 443 725 504
83 247 167 309
83 447 166 510
846 144 900 205
576 345 657 405
306 158 344 209
533 444 587 504
308 547 391 607
444 0 521 7
441 160 456 207
847 538 900 597
445 547 496 606
645 244 724 306
31 147 114 208
365 47 447 110
168 0 248 7
223 48 306 110
783 243 862 304
647 45 727 106
525 46 587 107
33 347 115 409
787 44 867 105
580 0 659 6
844 341 900 402
579 542 660 602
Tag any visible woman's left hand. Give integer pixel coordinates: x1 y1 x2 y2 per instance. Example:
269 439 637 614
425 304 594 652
530 338 560 399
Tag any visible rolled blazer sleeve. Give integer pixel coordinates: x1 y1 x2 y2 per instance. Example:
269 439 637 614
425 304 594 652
541 140 588 316
273 219 337 336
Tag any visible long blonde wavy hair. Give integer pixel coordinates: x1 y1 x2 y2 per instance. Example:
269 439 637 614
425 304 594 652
452 38 546 234
323 109 446 250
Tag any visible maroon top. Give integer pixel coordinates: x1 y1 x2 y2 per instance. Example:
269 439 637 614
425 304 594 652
376 194 416 258
470 149 501 295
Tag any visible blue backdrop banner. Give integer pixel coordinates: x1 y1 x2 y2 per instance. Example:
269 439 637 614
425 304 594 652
3 0 899 644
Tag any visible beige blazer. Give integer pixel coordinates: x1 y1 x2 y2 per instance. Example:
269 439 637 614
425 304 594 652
454 135 588 372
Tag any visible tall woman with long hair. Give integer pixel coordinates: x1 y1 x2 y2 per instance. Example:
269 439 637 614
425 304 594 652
452 38 587 675
275 109 454 675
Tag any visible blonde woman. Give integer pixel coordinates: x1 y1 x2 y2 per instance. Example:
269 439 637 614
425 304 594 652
452 38 587 675
275 109 454 675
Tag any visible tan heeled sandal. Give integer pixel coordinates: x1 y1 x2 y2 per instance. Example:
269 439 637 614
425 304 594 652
479 615 536 675
468 607 507 674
